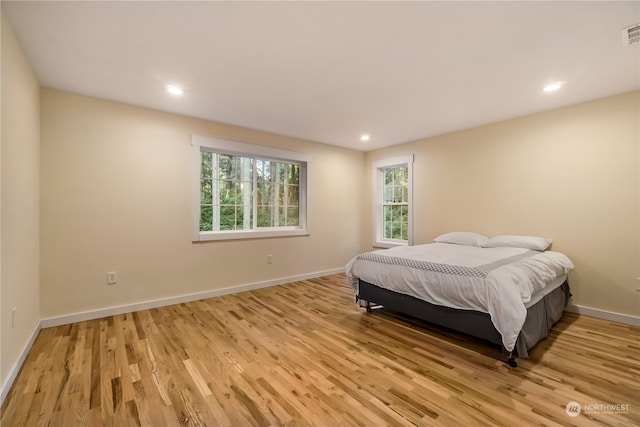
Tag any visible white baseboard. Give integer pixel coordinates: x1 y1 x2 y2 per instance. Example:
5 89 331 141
566 304 640 327
40 268 345 328
1 320 41 406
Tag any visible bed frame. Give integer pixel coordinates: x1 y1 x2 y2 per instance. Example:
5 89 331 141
358 279 571 367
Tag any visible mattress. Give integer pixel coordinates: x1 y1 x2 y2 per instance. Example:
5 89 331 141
525 274 567 308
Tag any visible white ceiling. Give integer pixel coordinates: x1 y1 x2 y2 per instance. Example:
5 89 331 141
3 1 639 151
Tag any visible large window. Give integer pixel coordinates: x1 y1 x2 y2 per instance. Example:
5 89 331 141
373 155 413 247
192 136 310 241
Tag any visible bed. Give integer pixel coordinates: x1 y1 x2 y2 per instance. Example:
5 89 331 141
345 232 574 367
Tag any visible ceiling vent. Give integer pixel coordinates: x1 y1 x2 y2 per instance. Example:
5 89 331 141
621 23 640 46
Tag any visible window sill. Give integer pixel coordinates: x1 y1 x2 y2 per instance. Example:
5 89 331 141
195 228 309 242
373 240 409 249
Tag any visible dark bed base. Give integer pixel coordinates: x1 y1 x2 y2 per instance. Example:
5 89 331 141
358 279 570 367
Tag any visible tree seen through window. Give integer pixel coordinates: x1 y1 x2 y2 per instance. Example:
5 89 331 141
200 152 300 232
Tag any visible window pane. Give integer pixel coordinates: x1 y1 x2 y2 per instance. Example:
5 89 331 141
289 164 299 184
277 183 285 204
200 179 212 204
241 157 253 180
287 207 299 226
255 160 300 228
384 169 394 185
393 205 402 221
257 160 271 181
219 180 234 204
257 180 270 205
384 185 393 203
235 185 241 204
236 205 252 229
218 155 231 179
219 206 236 230
257 206 272 227
288 185 299 205
201 152 213 179
394 185 403 203
200 205 213 231
235 206 242 229
231 156 242 180
276 163 286 181
384 221 392 239
394 167 404 184
382 202 408 241
392 221 402 239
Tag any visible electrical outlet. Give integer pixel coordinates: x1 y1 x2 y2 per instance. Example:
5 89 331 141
267 254 273 264
12 307 17 328
107 271 118 285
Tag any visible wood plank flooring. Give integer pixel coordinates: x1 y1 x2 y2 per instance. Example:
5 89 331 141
2 274 639 426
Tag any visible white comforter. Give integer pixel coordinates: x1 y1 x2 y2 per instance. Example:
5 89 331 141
345 243 574 352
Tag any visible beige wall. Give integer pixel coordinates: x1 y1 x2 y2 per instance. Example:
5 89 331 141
40 89 640 319
40 89 366 318
1 11 41 389
366 91 640 317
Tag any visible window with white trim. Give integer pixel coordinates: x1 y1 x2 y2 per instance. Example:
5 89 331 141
192 135 310 241
373 155 413 247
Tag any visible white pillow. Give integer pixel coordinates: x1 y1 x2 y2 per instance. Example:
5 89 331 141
482 235 552 251
434 231 489 247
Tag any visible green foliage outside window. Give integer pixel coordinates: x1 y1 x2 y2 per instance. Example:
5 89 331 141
383 166 409 241
200 152 300 232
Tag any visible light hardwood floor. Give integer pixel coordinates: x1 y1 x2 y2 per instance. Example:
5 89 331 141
2 274 639 426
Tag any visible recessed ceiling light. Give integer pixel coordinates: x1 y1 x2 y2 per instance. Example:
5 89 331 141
360 134 370 142
543 82 563 92
166 85 184 95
